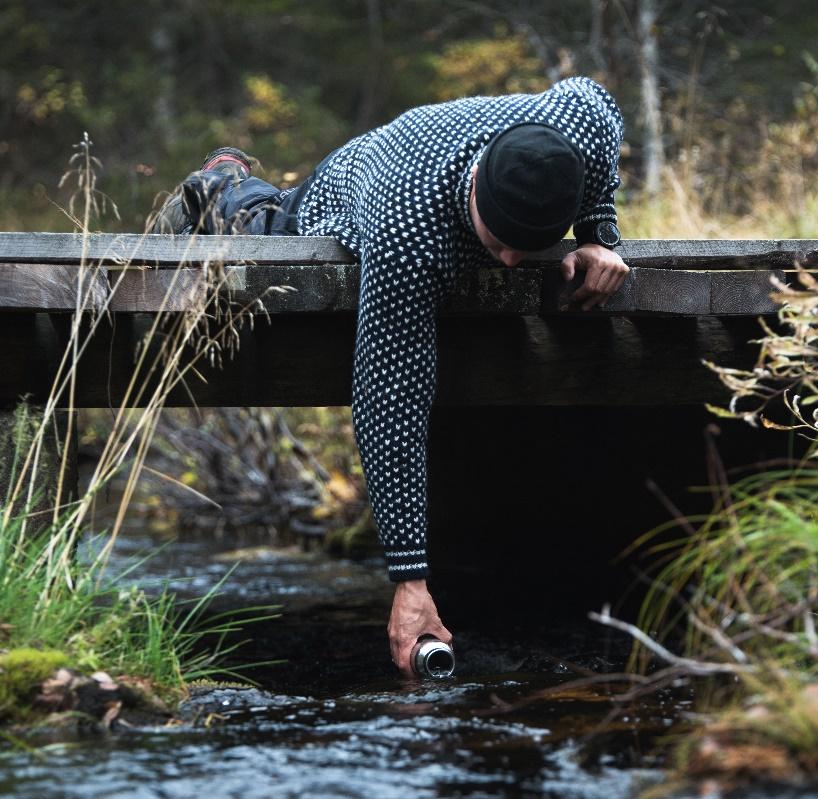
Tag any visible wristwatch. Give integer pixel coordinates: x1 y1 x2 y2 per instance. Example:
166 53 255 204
593 221 622 249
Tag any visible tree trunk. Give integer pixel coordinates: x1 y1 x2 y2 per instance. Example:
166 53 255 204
588 0 610 76
356 0 385 131
638 0 664 197
151 15 178 152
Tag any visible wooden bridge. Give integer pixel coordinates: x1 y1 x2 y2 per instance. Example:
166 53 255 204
1 232 814 613
0 233 813 408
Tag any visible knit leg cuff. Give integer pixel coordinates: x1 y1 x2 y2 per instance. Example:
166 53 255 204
385 550 429 583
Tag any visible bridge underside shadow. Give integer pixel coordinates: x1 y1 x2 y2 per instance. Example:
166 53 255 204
0 310 799 624
428 405 800 625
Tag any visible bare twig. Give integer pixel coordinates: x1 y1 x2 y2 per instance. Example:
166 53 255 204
589 606 755 676
688 611 750 664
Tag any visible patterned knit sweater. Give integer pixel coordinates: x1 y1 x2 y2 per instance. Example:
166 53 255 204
296 77 624 582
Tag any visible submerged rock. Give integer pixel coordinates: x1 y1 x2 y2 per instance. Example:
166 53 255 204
179 683 294 722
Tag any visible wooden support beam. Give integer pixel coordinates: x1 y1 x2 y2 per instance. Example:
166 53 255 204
0 313 763 408
0 232 816 268
538 267 785 316
107 268 205 313
0 264 108 311
0 262 787 316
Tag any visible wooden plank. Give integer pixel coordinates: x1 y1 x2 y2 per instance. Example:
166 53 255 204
106 264 787 316
0 261 785 316
0 233 354 266
540 268 783 315
539 268 711 315
0 232 816 269
107 268 205 313
605 239 818 270
238 263 360 313
0 264 108 311
0 312 766 408
711 269 783 314
107 266 246 312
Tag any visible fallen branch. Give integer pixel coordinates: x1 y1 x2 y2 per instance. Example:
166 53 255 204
588 605 756 677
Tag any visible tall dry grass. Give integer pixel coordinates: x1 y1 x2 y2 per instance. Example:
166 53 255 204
621 162 818 240
0 133 282 698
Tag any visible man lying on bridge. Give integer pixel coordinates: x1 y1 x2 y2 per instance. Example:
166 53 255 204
153 76 629 676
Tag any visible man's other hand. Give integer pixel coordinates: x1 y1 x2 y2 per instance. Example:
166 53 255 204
388 579 453 676
561 243 629 311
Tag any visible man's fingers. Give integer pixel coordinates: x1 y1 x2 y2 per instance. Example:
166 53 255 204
572 262 630 310
560 251 579 282
391 627 454 674
601 265 629 303
428 622 453 647
595 268 618 298
573 264 608 297
389 632 414 673
573 282 609 309
387 580 453 678
581 292 606 311
397 640 415 675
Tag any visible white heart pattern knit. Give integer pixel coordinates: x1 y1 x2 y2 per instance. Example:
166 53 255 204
296 77 625 582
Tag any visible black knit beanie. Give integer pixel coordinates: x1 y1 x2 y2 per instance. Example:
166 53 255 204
475 123 586 251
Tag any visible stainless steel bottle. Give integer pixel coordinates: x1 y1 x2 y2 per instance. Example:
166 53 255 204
410 635 455 679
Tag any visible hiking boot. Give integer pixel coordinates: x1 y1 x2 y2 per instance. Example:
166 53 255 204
200 146 253 179
148 147 254 234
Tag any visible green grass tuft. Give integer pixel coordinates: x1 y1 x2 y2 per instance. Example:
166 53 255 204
633 468 818 675
0 506 280 718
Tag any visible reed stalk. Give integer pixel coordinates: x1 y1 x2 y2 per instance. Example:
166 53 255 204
0 134 280 703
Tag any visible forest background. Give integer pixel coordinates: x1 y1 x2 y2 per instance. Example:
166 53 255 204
1 0 817 240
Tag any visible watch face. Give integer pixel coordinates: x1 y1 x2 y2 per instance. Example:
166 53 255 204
596 221 621 247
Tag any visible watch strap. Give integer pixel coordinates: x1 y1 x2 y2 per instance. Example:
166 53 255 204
574 219 620 249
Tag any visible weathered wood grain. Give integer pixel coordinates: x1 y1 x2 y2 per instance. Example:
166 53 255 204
0 261 786 316
0 232 816 269
0 312 765 408
0 233 354 266
107 266 247 312
539 268 711 314
107 267 204 313
710 269 783 314
0 264 108 311
238 263 360 312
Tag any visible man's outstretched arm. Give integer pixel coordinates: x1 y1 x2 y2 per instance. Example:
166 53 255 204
351 243 454 675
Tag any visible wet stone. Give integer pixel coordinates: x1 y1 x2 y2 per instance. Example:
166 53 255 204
179 686 303 719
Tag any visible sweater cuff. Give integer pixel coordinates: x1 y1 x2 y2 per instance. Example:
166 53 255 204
385 549 429 583
573 205 618 248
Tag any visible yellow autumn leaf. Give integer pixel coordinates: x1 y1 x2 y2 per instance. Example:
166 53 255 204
327 470 358 503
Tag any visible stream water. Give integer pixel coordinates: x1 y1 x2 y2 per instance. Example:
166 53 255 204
0 530 693 798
